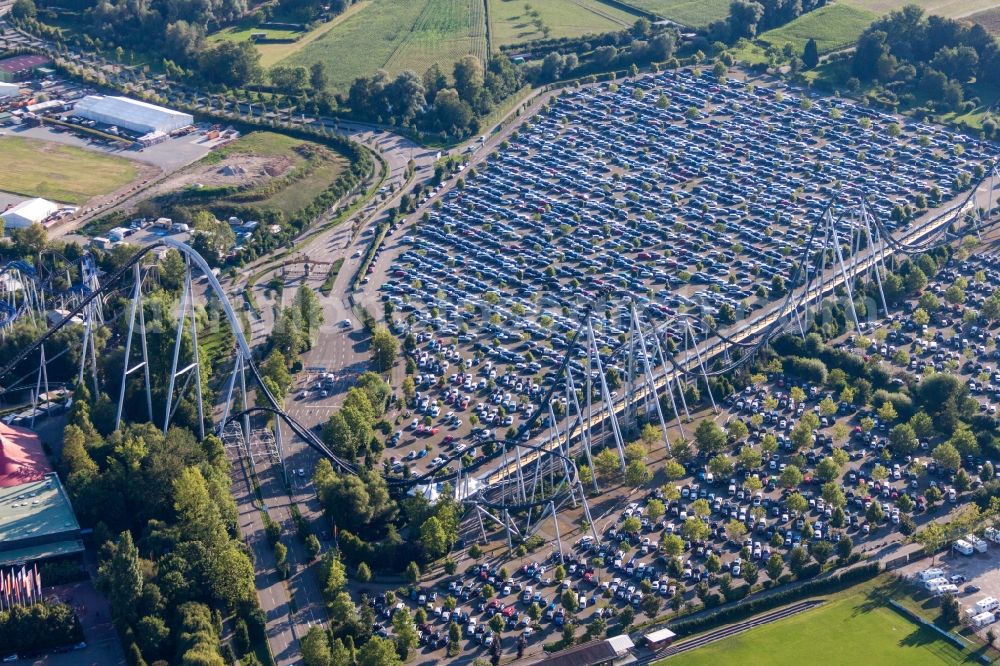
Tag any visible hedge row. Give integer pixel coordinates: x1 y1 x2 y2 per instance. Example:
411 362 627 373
668 562 881 636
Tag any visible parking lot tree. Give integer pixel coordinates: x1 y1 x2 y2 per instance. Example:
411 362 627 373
695 419 728 456
561 589 579 614
663 460 686 481
816 457 841 482
708 454 734 478
789 546 809 575
681 517 711 542
949 427 979 457
660 533 684 557
821 481 847 509
954 468 972 493
646 499 665 523
527 602 542 624
932 442 961 471
621 516 642 534
625 459 652 487
810 540 833 565
877 400 898 423
594 448 621 478
787 492 808 514
727 419 749 441
370 327 398 371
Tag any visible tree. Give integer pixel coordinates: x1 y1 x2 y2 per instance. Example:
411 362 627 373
888 424 917 456
310 62 329 91
802 38 819 70
789 546 809 575
625 459 652 486
10 0 36 20
694 419 727 456
780 465 803 488
940 593 960 627
99 530 143 628
554 589 577 617
420 516 449 559
932 442 961 471
371 328 398 371
302 626 332 666
356 562 372 582
358 636 402 666
766 552 784 580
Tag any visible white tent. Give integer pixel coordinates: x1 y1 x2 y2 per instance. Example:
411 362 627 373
73 95 192 135
1 198 58 229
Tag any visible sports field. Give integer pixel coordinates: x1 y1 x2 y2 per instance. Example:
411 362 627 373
282 0 486 91
0 135 139 205
614 0 731 27
662 590 971 666
489 0 639 45
756 4 876 54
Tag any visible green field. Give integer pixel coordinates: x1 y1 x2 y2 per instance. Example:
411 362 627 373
0 135 139 205
489 0 639 45
282 0 486 91
662 589 972 666
756 4 876 53
615 0 731 27
838 0 1000 19
209 1 372 68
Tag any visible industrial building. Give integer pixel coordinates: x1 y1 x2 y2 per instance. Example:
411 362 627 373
0 423 83 566
73 94 193 138
0 82 18 99
0 55 52 83
1 198 59 229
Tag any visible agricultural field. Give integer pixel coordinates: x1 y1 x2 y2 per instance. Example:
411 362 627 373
208 5 373 68
488 0 639 46
754 4 876 54
838 0 1000 20
663 580 973 666
281 0 485 91
0 135 140 205
614 0 731 27
966 6 1000 34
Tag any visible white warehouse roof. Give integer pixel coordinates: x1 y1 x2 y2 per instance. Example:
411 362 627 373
0 82 18 99
1 198 58 229
73 95 193 135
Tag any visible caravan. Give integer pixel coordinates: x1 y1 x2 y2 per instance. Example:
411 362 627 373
954 539 975 556
969 611 995 629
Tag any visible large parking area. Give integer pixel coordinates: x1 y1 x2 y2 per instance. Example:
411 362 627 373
376 68 995 481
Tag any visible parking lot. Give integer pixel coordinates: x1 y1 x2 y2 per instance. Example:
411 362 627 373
324 64 1000 661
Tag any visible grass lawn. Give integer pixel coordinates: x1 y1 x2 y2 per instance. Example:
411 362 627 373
755 4 876 54
0 135 139 204
837 0 1000 19
281 0 484 91
614 0 731 27
489 0 639 46
661 580 976 666
208 1 371 68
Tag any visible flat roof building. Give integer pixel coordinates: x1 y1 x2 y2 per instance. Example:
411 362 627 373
0 474 84 566
0 55 52 83
74 95 193 136
1 197 59 228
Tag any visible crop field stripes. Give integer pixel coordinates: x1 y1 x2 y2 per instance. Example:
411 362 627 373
383 0 483 75
471 0 489 65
